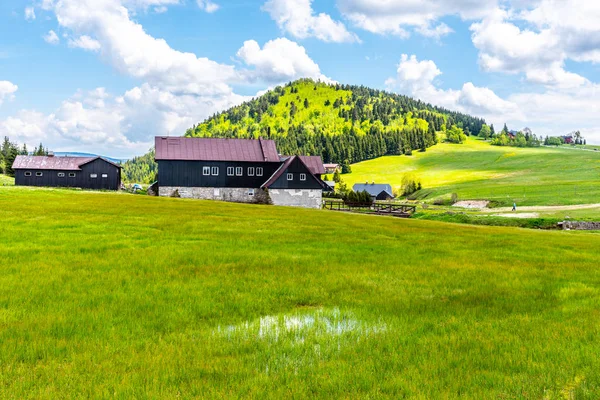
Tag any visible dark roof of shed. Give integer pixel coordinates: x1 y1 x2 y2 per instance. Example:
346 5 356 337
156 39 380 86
155 136 280 162
298 156 325 175
352 183 393 196
12 155 121 171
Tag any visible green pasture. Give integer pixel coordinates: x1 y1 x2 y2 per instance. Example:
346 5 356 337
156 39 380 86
1 187 600 398
346 137 600 206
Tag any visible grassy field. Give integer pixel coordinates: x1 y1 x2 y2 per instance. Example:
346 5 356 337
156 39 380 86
346 137 600 207
1 187 600 398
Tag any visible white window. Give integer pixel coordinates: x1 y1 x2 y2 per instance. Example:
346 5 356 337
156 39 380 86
211 167 219 176
90 174 98 178
248 189 255 196
256 167 263 176
287 173 293 181
58 173 65 178
102 174 108 178
214 188 220 197
24 172 32 177
236 167 243 176
248 167 255 176
227 167 234 176
36 172 43 177
69 173 76 178
203 166 210 176
300 173 307 181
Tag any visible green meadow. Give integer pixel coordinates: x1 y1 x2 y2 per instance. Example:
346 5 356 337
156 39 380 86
346 138 600 206
1 187 600 398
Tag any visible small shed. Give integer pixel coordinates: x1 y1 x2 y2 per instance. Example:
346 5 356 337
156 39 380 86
352 183 395 201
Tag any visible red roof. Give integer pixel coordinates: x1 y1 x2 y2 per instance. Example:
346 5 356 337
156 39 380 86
12 155 121 171
155 137 280 162
298 156 325 175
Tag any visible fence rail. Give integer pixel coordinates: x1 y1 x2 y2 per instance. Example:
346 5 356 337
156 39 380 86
322 201 416 217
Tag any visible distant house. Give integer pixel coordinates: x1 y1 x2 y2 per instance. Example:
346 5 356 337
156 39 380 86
323 163 340 174
508 130 518 139
155 137 329 209
352 183 395 201
12 154 122 190
562 135 574 144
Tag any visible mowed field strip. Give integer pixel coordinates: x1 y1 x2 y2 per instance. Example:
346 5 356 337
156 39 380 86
346 138 600 206
1 187 600 398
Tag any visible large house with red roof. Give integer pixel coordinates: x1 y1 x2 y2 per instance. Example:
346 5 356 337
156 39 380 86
12 154 122 190
154 136 329 209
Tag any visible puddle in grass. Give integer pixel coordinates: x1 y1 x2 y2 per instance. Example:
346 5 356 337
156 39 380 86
213 308 386 373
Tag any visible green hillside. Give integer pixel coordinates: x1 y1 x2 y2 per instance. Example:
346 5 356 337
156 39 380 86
346 137 600 206
186 79 485 165
1 187 600 398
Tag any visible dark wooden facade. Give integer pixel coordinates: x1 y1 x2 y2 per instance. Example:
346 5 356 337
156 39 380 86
14 158 121 190
265 157 325 190
157 160 281 188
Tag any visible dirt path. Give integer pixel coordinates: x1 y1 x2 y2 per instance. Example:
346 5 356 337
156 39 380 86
492 204 600 213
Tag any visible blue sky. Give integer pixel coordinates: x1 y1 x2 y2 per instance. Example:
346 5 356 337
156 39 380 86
1 0 600 157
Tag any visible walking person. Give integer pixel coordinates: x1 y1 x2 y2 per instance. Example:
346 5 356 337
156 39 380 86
512 202 517 212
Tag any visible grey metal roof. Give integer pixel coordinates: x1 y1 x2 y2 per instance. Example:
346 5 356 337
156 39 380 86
352 183 393 196
12 155 121 171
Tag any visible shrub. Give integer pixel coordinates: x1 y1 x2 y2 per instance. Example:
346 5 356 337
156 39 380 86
401 174 422 197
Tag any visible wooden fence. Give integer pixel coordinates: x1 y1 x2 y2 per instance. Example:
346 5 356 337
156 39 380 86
323 201 416 218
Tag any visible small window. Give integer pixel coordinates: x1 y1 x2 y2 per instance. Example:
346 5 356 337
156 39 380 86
58 173 65 178
248 189 255 196
248 167 255 176
236 167 243 176
287 173 293 181
69 173 76 178
90 174 98 178
24 172 32 177
203 166 210 176
211 167 219 176
256 167 263 176
36 172 43 177
300 173 307 181
227 167 234 176
102 174 108 178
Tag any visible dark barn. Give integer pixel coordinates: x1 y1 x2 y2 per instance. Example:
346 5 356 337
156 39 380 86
13 155 122 190
155 136 329 209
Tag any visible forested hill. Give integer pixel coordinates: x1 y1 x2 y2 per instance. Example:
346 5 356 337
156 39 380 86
123 79 485 182
185 79 485 166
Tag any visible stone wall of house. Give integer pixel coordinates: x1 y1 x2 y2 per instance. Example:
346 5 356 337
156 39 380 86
268 189 322 209
159 186 270 204
559 221 600 231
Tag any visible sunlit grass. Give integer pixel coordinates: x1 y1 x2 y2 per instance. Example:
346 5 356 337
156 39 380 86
346 137 600 206
0 174 14 185
1 187 600 398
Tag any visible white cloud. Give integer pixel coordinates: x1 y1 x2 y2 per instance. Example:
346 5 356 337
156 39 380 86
68 36 102 52
0 85 249 158
25 7 36 21
0 81 19 106
197 0 219 13
386 54 522 123
337 0 497 38
237 38 333 83
263 0 358 43
43 30 60 45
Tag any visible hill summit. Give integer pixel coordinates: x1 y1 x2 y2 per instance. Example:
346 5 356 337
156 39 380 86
185 79 486 166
